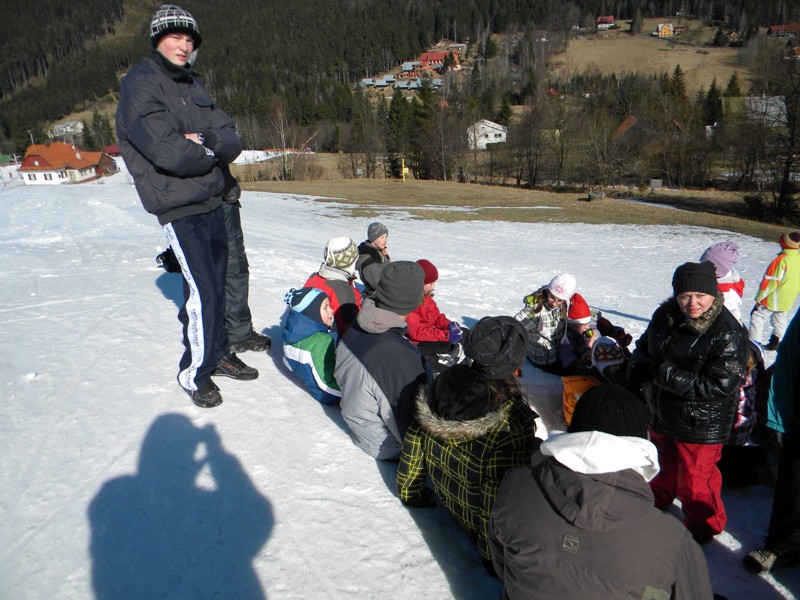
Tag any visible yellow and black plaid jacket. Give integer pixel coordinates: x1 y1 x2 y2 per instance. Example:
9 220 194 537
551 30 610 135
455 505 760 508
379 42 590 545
397 386 539 559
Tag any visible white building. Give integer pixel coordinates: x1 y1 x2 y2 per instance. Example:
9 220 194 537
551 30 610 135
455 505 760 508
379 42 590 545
467 119 508 150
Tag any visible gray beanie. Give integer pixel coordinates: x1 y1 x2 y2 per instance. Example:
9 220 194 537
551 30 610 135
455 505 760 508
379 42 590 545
374 261 424 315
368 222 388 243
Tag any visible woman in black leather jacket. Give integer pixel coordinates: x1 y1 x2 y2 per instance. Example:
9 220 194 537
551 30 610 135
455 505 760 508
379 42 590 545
628 261 748 544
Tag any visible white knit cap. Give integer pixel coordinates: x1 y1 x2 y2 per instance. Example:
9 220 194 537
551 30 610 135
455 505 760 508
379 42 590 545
547 273 577 301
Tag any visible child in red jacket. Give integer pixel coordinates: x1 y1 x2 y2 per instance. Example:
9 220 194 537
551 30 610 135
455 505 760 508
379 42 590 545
406 259 464 372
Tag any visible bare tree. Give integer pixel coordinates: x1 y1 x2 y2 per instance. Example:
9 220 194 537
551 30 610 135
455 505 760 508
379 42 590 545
267 98 317 181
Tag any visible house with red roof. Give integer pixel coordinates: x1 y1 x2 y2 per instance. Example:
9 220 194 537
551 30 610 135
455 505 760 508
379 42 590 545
768 23 800 37
18 142 117 185
597 15 616 30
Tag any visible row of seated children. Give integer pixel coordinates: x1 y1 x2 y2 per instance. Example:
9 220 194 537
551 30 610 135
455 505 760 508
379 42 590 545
283 228 465 397
279 243 726 596
283 232 465 459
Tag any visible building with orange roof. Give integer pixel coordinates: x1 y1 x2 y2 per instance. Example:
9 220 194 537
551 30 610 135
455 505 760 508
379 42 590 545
18 142 117 185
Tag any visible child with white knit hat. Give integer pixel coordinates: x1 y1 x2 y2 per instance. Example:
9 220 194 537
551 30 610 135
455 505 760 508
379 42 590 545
514 273 577 372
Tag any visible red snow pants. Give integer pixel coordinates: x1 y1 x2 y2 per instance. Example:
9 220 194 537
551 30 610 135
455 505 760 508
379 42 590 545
649 432 726 541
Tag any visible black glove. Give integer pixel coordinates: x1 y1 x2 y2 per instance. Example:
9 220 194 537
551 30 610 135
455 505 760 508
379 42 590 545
222 181 241 204
155 247 181 273
627 359 655 385
402 486 436 509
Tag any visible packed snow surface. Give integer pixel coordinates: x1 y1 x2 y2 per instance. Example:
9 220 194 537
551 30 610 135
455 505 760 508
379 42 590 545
1 169 798 599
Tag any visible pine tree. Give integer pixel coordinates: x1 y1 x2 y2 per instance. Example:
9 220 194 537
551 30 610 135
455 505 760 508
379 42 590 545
670 65 687 102
703 79 723 125
725 72 742 97
81 119 97 150
495 96 513 127
631 8 643 34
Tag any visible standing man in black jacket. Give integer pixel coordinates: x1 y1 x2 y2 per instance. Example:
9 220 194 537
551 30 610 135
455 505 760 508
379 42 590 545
117 5 258 408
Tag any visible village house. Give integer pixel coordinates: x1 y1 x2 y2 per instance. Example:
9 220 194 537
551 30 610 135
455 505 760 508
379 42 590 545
597 15 616 30
18 142 117 186
720 95 788 132
654 23 675 37
467 119 508 150
768 23 800 37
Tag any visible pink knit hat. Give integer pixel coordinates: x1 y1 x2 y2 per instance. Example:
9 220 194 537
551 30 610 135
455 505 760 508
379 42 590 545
699 241 739 277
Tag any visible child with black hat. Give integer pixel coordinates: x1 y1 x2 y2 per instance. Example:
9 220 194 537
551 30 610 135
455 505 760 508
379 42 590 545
356 221 391 296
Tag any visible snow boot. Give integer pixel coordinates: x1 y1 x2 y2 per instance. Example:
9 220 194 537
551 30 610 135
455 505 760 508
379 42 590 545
230 329 271 353
182 379 223 408
742 547 800 573
765 334 781 352
213 353 259 380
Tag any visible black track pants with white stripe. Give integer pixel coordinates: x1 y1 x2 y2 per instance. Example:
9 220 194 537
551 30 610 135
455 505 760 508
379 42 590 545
164 206 229 392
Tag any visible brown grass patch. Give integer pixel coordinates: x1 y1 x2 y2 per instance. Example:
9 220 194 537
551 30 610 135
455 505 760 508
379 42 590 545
241 177 790 241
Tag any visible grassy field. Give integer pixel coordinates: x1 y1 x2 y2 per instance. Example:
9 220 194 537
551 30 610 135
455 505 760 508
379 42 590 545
553 18 748 91
241 177 792 242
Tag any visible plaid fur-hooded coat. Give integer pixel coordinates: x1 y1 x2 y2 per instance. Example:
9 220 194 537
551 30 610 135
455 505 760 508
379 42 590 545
397 365 540 559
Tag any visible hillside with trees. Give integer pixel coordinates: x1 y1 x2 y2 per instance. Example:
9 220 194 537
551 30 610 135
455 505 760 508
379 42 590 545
2 0 800 221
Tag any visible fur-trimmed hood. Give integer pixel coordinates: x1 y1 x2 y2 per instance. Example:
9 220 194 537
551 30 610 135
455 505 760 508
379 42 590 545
659 293 724 335
415 375 510 440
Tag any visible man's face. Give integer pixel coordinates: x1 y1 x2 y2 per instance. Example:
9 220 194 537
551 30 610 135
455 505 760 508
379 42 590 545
157 33 194 66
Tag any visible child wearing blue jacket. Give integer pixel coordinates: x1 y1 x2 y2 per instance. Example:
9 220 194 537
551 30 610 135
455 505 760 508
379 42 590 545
282 287 341 405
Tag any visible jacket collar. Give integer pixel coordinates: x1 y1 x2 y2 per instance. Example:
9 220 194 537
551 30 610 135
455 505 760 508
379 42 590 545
356 299 408 334
661 293 724 335
149 50 199 82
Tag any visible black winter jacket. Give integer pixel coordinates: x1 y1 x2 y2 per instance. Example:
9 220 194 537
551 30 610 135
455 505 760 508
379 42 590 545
116 52 243 224
629 295 748 444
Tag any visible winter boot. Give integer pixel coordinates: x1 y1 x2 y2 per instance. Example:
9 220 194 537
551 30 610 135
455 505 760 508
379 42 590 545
742 547 800 573
213 353 259 380
765 334 781 352
182 379 223 408
229 329 271 353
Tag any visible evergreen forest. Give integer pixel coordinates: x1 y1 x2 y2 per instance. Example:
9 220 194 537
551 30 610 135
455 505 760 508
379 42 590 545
2 0 800 219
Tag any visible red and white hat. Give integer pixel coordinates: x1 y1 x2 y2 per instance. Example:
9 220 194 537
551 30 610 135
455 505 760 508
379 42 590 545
567 293 591 324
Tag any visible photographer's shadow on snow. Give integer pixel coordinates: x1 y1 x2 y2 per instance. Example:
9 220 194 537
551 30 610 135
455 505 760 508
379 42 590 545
88 414 273 599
